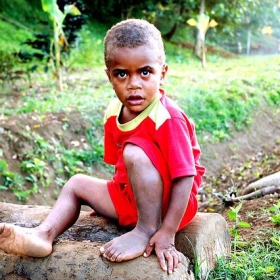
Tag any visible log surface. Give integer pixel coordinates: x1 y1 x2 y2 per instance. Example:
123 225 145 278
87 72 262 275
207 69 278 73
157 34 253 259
0 202 230 279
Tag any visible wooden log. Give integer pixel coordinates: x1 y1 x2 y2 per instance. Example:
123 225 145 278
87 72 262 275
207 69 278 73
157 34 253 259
176 213 231 279
242 171 280 195
0 203 230 279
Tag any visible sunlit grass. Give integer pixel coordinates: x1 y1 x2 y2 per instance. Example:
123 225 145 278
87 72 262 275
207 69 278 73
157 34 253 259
0 20 35 52
208 228 280 280
1 54 280 143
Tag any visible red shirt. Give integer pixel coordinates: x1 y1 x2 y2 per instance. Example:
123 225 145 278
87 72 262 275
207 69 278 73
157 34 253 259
104 89 205 194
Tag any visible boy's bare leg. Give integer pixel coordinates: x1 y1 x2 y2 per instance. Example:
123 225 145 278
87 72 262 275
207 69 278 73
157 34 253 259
100 144 163 262
0 175 117 257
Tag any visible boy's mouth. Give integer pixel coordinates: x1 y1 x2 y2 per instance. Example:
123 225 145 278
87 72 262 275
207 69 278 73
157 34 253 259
127 95 144 106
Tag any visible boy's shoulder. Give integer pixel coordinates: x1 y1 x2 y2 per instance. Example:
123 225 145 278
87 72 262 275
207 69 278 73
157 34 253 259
149 91 193 130
104 98 122 122
158 91 187 119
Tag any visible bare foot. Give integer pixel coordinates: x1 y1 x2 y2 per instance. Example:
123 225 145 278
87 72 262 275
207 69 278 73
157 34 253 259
0 223 52 257
100 227 151 262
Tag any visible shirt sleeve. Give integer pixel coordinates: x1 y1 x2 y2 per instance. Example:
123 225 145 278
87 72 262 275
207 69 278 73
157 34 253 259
155 115 197 180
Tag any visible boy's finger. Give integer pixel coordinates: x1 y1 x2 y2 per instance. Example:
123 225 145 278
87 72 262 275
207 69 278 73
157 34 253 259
143 243 154 257
164 252 174 274
157 252 167 272
171 251 180 270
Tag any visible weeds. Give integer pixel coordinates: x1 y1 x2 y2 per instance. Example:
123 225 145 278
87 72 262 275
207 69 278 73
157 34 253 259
0 159 28 200
227 203 251 252
268 200 280 226
208 231 280 280
0 118 106 201
208 204 280 280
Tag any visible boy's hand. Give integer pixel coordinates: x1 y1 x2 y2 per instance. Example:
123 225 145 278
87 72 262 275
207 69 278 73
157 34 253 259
143 230 180 274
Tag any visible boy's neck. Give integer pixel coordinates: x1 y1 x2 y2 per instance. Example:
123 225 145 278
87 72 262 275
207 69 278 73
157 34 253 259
118 106 140 124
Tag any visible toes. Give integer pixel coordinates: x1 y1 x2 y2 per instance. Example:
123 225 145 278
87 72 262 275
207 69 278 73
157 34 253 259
100 244 122 262
99 246 105 254
100 240 113 256
0 224 4 234
0 224 12 238
115 253 124 262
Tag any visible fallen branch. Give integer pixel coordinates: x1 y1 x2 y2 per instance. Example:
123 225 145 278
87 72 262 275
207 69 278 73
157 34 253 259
242 172 280 195
224 186 280 203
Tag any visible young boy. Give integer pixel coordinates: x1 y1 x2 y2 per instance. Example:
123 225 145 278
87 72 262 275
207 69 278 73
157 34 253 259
0 19 205 275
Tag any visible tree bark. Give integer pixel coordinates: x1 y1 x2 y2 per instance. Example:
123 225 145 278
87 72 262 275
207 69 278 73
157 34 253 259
195 0 207 67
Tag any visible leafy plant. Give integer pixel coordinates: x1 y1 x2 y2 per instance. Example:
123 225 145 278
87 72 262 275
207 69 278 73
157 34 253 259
20 157 50 188
268 200 280 226
41 0 81 90
227 203 251 252
270 235 280 248
0 159 28 200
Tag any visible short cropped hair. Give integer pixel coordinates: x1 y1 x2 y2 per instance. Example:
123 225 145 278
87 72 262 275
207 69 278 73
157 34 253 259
104 19 165 68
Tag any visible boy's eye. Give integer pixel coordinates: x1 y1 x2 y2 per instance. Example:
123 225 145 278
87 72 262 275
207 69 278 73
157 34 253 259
118 71 127 78
141 69 150 77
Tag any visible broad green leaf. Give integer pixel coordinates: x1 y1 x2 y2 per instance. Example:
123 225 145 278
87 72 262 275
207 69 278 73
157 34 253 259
34 158 45 167
270 237 280 245
268 206 278 212
235 202 243 213
258 266 275 273
271 214 280 225
64 4 81 16
0 159 8 172
41 0 63 23
41 0 56 14
237 221 251 228
0 185 8 190
232 240 248 247
227 209 236 221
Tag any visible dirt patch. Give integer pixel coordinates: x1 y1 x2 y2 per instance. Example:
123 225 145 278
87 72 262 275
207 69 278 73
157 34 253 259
0 112 111 205
200 105 280 176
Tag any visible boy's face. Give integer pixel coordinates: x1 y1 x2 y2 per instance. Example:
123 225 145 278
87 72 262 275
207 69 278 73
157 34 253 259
106 45 168 119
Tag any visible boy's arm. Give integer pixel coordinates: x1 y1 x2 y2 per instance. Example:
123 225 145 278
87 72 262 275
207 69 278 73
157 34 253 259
144 175 194 274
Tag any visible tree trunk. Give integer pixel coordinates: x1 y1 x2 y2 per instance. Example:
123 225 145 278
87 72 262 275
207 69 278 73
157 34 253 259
246 27 251 55
195 0 206 67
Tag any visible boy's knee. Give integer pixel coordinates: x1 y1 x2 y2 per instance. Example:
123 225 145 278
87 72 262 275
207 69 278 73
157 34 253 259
69 174 84 183
63 174 85 191
123 143 148 166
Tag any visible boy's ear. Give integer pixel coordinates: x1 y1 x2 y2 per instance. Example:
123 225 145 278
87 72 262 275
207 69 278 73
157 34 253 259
160 64 168 85
162 64 168 77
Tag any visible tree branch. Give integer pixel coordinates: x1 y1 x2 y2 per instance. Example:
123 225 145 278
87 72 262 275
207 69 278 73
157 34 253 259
224 186 280 203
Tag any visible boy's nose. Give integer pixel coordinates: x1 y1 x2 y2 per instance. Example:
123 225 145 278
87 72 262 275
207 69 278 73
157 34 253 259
128 74 141 89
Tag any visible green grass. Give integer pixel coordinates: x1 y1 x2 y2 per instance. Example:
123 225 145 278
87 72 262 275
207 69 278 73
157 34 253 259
165 55 280 141
208 229 280 280
0 19 35 52
207 202 280 280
